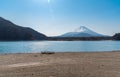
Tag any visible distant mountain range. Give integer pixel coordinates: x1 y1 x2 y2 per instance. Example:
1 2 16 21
0 17 119 41
0 17 47 41
60 26 107 37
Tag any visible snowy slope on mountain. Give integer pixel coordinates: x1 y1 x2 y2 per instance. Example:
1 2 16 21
60 26 106 37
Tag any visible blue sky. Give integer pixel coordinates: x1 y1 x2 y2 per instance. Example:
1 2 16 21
0 0 120 36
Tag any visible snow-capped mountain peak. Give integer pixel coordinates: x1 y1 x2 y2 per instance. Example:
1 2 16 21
60 26 107 37
74 26 91 32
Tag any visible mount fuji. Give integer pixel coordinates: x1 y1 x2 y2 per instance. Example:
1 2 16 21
60 26 107 37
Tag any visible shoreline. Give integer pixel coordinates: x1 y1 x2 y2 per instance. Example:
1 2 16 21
0 51 120 77
0 50 119 55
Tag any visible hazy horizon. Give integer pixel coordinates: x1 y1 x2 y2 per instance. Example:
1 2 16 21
0 0 120 36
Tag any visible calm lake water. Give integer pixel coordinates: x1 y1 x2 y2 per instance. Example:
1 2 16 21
0 41 120 53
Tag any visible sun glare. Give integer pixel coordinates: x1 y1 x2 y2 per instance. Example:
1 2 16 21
48 0 50 3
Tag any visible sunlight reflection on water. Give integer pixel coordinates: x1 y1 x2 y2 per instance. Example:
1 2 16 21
0 41 120 53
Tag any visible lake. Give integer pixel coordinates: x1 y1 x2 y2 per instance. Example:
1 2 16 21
0 41 120 53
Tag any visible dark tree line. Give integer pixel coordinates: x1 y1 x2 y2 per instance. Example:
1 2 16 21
47 33 120 41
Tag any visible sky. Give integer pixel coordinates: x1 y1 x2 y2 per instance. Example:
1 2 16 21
0 0 120 36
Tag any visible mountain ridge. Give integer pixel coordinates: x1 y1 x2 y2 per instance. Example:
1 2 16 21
0 17 47 41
